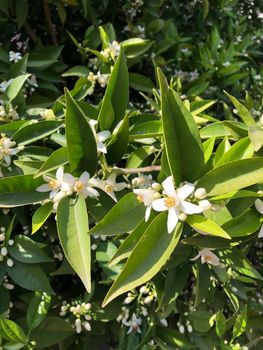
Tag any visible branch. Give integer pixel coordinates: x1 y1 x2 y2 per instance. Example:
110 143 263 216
111 165 161 175
43 0 58 45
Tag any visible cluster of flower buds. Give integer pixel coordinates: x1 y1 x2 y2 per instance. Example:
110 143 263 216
0 227 15 268
0 105 19 122
100 41 120 60
0 134 23 166
87 71 110 94
60 300 93 334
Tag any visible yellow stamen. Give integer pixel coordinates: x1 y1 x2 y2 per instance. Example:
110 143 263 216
75 181 84 192
137 195 144 203
105 184 113 193
164 196 176 208
48 179 58 189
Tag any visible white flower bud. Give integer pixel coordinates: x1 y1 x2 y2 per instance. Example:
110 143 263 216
76 305 82 314
75 318 82 334
1 247 8 256
144 295 153 304
199 199 212 211
91 244 98 251
151 183 161 191
179 325 185 334
4 283 14 290
83 321 91 331
6 258 14 267
85 314 92 321
187 325 193 333
178 213 187 221
0 233 5 241
160 318 168 327
139 286 149 294
8 239 14 246
85 303 91 311
124 296 134 304
194 188 207 199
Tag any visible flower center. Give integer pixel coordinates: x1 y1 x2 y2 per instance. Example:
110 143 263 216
49 179 58 189
203 255 212 263
105 184 113 193
164 196 176 208
75 181 84 192
137 195 144 203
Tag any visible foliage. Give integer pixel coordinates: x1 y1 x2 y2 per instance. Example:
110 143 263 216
0 0 263 349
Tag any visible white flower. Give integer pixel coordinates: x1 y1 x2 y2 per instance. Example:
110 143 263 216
152 176 203 233
0 79 13 93
108 40 121 58
191 248 221 266
36 167 64 198
88 119 111 154
89 173 127 201
61 171 99 199
9 51 22 63
124 313 142 334
133 188 156 221
132 174 153 189
96 71 109 88
255 199 263 238
0 135 22 166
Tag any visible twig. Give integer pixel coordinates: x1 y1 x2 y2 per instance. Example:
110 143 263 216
24 22 38 44
111 165 161 174
43 0 58 45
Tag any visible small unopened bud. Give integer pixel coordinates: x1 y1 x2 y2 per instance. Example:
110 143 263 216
187 325 193 333
85 303 91 311
144 295 154 304
6 258 14 267
1 247 8 256
194 188 207 199
83 321 91 331
199 200 212 211
160 318 168 327
8 239 14 246
151 183 161 191
179 325 185 334
0 233 5 241
124 296 134 304
153 192 162 199
91 244 97 251
139 286 149 294
75 318 82 334
4 283 14 290
178 213 187 221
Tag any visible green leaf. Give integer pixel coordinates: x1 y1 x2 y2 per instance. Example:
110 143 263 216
65 88 98 176
122 38 153 58
26 292 51 333
126 145 156 168
0 174 49 207
216 311 226 338
214 137 231 165
189 310 213 333
194 262 211 307
222 209 262 238
7 262 54 294
98 47 129 130
62 65 90 77
0 317 27 344
3 74 30 103
32 202 53 234
16 0 28 29
12 121 62 145
200 122 238 139
89 193 145 237
34 147 68 178
233 305 247 339
8 235 52 263
129 120 162 140
224 91 255 126
203 137 215 163
57 195 91 292
248 125 263 152
197 158 263 196
31 317 74 348
129 73 155 93
107 114 129 164
186 215 231 239
102 214 182 306
157 68 204 184
216 137 254 167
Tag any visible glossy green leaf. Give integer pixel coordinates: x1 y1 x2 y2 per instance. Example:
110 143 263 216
3 74 30 102
0 317 27 344
8 235 52 263
34 147 68 178
0 175 49 207
65 88 98 176
129 120 162 140
57 195 91 292
248 125 263 152
233 305 247 339
158 68 204 184
214 137 231 165
98 47 129 130
32 202 53 234
194 262 211 307
197 158 263 196
126 145 157 168
7 262 54 294
203 137 215 163
26 292 51 332
89 193 145 237
187 215 231 239
12 121 62 145
200 122 238 139
222 209 261 237
122 38 153 57
102 215 182 306
107 115 129 164
224 91 255 126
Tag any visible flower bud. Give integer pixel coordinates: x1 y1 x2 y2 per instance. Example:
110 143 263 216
178 213 187 221
0 233 5 241
160 318 168 327
6 258 14 267
75 318 82 334
144 295 154 304
124 296 134 304
151 183 161 191
194 188 207 199
8 239 14 246
139 286 149 294
1 247 8 256
85 303 91 311
199 200 212 211
83 321 91 331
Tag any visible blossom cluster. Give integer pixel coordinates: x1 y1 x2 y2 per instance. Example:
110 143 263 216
0 134 23 167
60 300 93 334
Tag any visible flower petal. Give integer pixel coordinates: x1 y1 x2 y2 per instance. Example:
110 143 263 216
177 183 195 200
79 171 90 185
162 176 177 197
152 198 167 212
107 191 117 202
36 184 50 192
180 201 203 214
97 130 111 142
56 167 64 182
258 224 263 238
145 205 151 222
61 173 76 191
167 207 179 233
97 140 107 154
107 173 117 184
83 187 99 198
255 199 263 215
114 182 127 191
88 177 105 190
